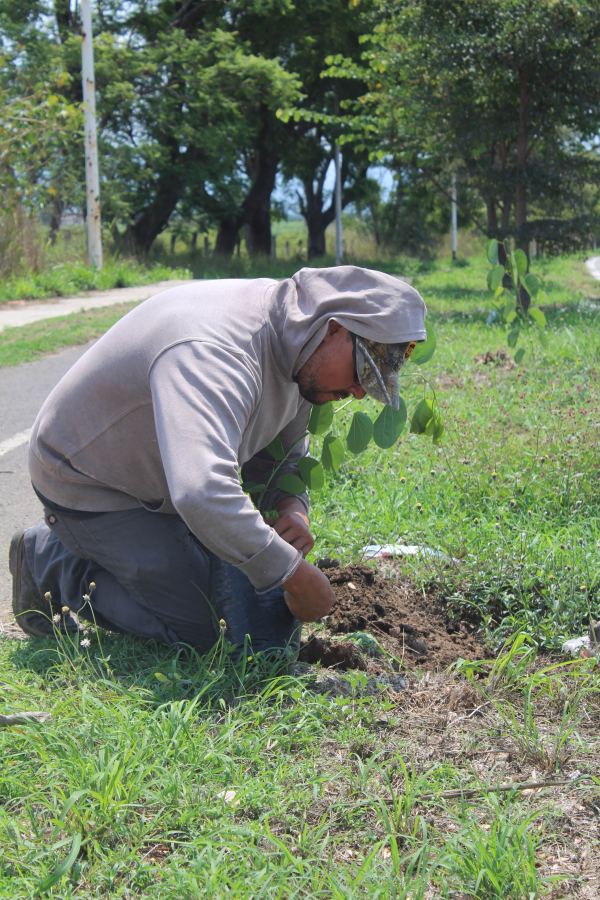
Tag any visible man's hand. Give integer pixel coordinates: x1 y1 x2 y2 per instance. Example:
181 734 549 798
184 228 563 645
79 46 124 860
271 496 314 558
282 559 336 622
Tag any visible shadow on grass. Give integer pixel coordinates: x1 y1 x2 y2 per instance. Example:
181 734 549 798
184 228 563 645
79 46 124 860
6 628 295 710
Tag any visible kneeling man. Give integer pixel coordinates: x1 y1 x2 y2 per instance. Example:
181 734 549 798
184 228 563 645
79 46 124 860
10 266 426 655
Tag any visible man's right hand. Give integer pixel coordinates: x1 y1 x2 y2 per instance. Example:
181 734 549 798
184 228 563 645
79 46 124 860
282 559 336 622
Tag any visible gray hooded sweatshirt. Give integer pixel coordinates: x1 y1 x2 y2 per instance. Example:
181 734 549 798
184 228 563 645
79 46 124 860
29 266 426 592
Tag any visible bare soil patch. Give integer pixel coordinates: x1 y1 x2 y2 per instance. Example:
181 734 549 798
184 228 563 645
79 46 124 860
473 346 516 369
299 563 492 672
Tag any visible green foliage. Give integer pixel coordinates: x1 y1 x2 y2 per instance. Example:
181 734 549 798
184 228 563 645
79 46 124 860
275 473 306 496
308 402 334 436
485 238 547 362
0 258 188 304
410 322 437 366
318 0 600 255
346 411 374 455
265 434 286 461
373 403 407 449
321 434 345 472
297 457 325 491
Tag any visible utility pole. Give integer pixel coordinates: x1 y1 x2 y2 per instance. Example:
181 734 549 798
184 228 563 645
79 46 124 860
451 173 457 261
81 0 102 269
334 143 343 266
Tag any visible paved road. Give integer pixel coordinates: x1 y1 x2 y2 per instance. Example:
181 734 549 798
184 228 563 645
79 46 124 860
0 344 91 629
585 256 600 281
0 279 190 331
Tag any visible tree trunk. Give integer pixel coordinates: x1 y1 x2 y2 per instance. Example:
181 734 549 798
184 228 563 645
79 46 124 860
47 195 64 245
515 67 531 311
215 215 243 255
126 145 184 255
306 209 329 258
241 128 279 256
303 183 335 258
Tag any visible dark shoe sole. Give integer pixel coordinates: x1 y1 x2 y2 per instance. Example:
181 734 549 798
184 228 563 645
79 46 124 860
11 530 57 637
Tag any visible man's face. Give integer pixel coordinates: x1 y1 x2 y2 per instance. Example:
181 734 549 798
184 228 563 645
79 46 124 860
294 321 368 406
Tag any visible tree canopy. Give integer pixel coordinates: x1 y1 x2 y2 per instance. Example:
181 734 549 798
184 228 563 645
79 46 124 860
2 0 600 260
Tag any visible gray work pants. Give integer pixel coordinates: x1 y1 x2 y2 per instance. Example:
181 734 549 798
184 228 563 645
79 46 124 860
23 507 300 655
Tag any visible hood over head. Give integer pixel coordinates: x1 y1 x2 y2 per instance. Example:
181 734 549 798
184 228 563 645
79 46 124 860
265 265 427 380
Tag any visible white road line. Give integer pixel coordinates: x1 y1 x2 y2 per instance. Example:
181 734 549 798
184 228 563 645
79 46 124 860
0 429 31 458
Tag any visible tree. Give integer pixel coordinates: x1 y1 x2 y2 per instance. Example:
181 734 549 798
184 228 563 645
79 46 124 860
326 0 600 289
281 126 369 258
0 2 83 271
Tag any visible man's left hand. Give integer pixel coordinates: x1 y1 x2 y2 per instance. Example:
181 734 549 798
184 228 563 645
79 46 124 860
271 497 314 558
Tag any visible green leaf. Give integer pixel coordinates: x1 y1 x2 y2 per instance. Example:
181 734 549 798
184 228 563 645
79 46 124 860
346 411 374 454
507 329 519 348
486 238 499 265
321 435 345 471
410 322 436 366
276 474 306 495
241 481 266 494
297 457 325 490
514 348 526 364
308 402 334 435
373 401 407 448
432 416 445 445
514 249 528 276
537 290 548 305
522 273 539 296
494 284 505 302
265 435 285 460
490 264 504 292
155 672 169 683
506 311 517 324
410 398 434 435
504 294 516 317
529 307 546 330
38 833 82 892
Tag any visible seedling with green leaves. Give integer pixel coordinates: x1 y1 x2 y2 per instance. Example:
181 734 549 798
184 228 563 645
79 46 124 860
242 325 442 513
486 238 547 363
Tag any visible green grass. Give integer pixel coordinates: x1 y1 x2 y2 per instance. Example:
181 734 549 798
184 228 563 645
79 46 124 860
3 251 600 649
0 303 140 366
0 629 598 897
2 246 600 896
309 289 600 649
0 259 190 305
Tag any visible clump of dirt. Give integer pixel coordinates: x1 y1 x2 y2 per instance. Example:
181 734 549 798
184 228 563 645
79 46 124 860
473 347 516 369
297 636 367 671
308 564 492 672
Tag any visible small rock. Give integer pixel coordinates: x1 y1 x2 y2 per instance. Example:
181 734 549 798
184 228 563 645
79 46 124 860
562 635 593 658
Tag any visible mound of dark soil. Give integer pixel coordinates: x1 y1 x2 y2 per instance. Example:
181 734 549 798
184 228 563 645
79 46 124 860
299 564 491 672
297 636 367 671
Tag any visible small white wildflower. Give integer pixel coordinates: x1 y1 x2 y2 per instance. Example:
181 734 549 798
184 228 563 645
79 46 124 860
53 614 61 624
80 638 91 648
82 594 90 602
